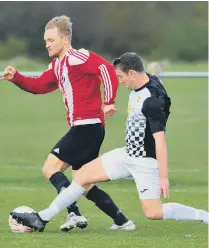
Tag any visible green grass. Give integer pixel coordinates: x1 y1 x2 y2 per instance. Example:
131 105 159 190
0 61 208 248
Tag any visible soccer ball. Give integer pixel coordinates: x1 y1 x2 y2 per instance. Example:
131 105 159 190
9 206 35 233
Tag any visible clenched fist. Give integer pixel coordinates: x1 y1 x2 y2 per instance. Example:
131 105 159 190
0 66 17 81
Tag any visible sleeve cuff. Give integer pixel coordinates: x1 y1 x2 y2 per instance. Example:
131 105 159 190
104 101 115 105
9 71 21 83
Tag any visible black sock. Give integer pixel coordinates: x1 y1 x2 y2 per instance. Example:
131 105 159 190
86 185 128 225
49 172 81 216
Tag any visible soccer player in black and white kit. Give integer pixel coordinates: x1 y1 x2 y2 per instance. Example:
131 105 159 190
11 52 208 231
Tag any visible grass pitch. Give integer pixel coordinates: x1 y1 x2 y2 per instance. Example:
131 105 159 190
0 61 207 248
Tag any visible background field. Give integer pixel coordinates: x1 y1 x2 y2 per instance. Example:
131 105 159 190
0 61 208 248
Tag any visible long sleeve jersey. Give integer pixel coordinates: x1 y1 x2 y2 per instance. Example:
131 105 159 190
10 48 119 127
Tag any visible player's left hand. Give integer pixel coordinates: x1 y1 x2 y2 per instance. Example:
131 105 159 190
159 177 169 199
104 104 118 117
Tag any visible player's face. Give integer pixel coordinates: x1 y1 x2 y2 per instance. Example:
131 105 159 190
44 28 67 58
115 68 135 89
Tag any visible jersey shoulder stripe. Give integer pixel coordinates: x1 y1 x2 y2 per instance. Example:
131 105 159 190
68 49 89 66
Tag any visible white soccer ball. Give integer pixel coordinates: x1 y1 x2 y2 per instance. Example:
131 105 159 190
9 206 36 233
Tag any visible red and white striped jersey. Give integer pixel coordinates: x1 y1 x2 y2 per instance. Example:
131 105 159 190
10 48 119 127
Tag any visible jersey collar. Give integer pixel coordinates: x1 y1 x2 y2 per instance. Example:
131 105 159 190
134 74 151 92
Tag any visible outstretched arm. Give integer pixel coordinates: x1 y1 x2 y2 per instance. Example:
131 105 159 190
0 66 58 94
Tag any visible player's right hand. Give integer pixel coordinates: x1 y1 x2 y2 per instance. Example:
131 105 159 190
159 177 170 199
0 66 16 81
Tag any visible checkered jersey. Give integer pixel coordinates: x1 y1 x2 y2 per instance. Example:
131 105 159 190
126 115 147 157
125 74 171 159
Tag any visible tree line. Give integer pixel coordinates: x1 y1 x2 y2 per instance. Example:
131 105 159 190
0 1 207 61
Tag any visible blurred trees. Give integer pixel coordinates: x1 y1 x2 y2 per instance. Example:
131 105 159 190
0 1 207 61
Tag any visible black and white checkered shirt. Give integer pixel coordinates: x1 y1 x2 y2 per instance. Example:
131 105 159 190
125 74 171 159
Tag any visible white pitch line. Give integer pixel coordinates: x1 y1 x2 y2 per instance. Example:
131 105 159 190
169 168 203 173
1 165 41 170
1 165 206 173
172 118 202 124
116 187 207 194
171 188 208 194
0 186 207 194
0 186 37 191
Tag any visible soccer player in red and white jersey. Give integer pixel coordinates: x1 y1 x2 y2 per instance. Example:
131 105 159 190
1 16 135 231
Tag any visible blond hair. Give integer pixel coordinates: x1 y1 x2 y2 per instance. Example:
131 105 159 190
45 15 72 37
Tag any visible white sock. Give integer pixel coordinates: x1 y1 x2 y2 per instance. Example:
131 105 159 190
163 203 209 224
39 181 86 221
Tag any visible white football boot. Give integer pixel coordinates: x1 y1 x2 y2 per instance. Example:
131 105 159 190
60 212 88 232
108 220 136 230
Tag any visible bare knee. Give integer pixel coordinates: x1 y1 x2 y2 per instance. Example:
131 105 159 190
42 154 69 179
73 170 94 194
73 169 90 187
141 199 163 220
71 169 89 188
143 209 161 220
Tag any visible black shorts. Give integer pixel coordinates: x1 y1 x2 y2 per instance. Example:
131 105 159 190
50 123 105 170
